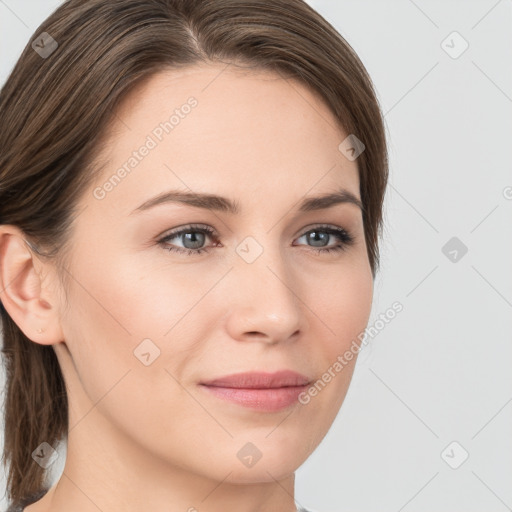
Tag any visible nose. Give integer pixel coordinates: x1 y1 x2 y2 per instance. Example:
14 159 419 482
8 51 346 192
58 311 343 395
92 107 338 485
224 245 307 345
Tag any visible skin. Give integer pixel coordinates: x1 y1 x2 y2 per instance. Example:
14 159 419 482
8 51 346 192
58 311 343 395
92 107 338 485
0 62 373 512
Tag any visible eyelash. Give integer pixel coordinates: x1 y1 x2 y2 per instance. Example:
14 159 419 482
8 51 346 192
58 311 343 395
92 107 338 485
157 223 355 257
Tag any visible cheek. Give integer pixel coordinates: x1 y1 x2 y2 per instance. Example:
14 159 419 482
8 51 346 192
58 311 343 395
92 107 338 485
57 256 170 402
67 247 205 339
58 257 206 450
297 261 373 415
104 253 223 335
59 252 219 398
314 260 373 353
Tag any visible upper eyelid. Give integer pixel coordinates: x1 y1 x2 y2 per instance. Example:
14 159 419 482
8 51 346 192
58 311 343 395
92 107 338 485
159 223 215 238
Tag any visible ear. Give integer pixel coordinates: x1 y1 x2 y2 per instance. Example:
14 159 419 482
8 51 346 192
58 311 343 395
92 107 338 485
0 225 64 345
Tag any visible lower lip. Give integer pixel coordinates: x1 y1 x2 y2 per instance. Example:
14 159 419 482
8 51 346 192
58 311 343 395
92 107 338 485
199 384 309 412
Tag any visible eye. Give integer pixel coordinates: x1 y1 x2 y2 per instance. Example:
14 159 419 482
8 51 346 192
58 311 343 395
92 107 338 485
294 224 355 254
157 223 355 256
158 224 218 256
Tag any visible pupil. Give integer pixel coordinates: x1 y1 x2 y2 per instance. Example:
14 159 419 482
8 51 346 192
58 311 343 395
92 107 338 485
309 231 328 247
184 232 205 249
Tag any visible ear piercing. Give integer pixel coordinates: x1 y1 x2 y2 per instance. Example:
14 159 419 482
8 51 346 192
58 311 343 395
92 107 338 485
37 327 45 334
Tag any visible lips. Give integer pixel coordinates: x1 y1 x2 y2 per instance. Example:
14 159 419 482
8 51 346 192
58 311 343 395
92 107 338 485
199 370 311 412
200 370 311 389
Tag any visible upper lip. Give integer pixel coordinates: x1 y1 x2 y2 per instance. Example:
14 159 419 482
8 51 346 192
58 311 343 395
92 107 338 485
200 370 311 389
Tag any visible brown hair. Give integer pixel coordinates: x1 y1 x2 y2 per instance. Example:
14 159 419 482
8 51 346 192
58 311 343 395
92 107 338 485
0 0 388 506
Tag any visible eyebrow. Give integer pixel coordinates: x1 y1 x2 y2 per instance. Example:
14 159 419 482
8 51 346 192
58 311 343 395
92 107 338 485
130 188 364 215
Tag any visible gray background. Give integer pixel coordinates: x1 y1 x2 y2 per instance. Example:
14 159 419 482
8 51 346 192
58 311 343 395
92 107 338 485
1 1 511 511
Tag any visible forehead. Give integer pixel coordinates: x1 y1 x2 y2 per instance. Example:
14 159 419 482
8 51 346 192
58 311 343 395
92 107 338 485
82 63 360 218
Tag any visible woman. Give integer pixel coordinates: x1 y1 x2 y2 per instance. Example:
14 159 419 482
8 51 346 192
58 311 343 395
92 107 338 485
0 0 388 510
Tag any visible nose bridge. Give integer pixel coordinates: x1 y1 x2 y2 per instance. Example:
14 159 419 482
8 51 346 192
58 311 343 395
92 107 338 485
226 233 304 340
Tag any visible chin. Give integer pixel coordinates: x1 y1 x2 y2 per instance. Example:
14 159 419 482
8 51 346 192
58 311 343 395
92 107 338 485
212 436 312 483
221 462 299 484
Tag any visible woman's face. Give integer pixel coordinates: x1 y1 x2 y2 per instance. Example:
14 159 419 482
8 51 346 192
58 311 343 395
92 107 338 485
52 63 373 485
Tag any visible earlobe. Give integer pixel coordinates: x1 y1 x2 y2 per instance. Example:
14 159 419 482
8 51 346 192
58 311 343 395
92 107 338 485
0 226 64 345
